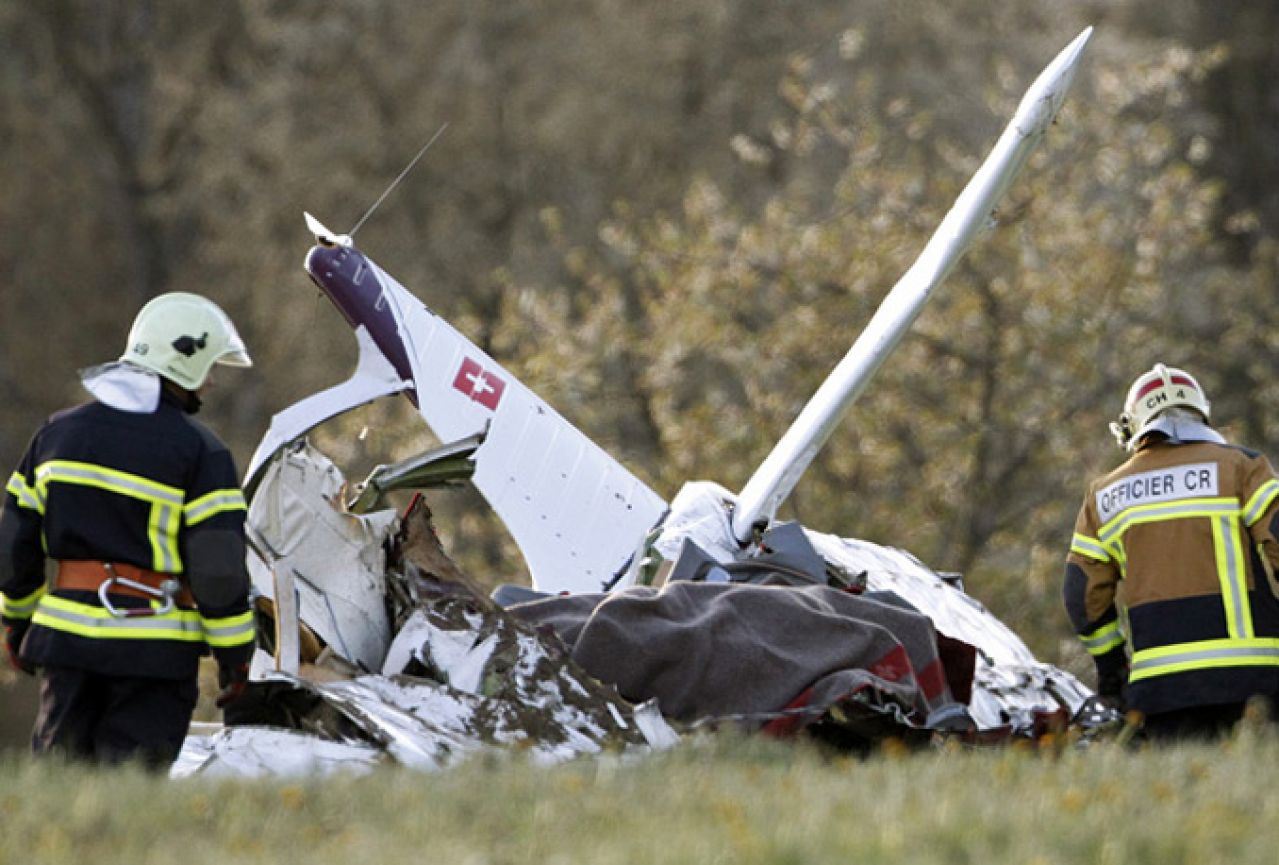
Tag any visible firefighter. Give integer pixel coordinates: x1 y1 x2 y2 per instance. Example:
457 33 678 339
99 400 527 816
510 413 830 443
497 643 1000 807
0 292 257 767
1065 363 1279 740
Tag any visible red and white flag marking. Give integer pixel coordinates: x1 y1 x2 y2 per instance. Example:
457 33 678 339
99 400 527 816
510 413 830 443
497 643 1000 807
452 357 506 410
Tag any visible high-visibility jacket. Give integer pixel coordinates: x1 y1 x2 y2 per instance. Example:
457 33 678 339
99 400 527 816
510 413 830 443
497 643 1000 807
0 390 255 680
1065 439 1279 715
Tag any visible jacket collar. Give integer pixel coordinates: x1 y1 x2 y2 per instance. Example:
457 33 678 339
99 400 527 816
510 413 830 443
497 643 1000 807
1136 415 1225 450
79 362 161 413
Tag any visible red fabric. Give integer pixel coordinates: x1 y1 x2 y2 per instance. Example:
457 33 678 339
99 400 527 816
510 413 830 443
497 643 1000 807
915 657 949 702
868 645 913 684
762 687 815 737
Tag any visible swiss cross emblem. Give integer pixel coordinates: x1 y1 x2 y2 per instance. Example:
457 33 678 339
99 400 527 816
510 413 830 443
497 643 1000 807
452 357 506 410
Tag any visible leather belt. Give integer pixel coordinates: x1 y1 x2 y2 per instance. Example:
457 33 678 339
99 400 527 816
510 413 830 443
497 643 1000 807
56 560 196 609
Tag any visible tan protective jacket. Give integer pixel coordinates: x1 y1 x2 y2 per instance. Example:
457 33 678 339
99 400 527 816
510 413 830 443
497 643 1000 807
1066 439 1279 715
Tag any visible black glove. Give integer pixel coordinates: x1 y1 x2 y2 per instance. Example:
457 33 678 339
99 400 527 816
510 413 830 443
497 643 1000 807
216 661 250 709
4 622 34 675
1094 647 1129 713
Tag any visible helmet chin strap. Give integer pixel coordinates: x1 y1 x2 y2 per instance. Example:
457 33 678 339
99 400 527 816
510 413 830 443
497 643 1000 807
161 379 202 414
1109 414 1134 449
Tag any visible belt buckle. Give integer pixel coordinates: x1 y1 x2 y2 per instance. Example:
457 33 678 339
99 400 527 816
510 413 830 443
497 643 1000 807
97 564 179 618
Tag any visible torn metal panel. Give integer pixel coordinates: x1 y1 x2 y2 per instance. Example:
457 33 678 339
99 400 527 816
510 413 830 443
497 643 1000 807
383 610 498 692
348 432 482 514
247 440 400 672
183 478 678 778
176 577 678 777
173 727 384 779
245 326 411 494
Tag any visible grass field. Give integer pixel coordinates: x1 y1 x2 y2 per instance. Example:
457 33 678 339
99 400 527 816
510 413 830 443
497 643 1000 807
3 726 1278 865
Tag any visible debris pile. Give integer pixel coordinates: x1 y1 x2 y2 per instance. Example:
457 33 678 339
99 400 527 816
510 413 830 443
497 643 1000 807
176 443 1106 777
176 444 676 777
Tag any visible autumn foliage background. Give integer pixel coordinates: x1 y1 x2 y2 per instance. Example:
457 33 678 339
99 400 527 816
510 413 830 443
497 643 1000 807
2 1 1278 739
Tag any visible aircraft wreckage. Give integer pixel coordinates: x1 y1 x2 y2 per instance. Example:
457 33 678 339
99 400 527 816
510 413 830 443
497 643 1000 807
175 28 1109 778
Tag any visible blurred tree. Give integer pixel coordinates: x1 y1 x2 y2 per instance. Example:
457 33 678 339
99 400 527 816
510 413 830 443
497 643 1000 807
0 0 1275 671
1117 0 1279 254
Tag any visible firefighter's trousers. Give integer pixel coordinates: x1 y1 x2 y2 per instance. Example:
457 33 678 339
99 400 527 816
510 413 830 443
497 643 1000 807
31 665 198 768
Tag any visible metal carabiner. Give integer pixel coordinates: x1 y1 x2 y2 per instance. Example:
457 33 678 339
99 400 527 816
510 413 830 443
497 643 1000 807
98 569 179 618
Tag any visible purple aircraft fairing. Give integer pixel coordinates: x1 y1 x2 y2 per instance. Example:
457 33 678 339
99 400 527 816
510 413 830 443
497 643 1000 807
304 241 419 407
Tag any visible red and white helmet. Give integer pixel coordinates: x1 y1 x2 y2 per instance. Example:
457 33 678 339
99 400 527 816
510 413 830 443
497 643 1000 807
1110 363 1211 450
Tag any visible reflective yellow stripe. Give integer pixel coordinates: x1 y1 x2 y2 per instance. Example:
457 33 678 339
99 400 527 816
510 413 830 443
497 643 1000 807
1098 497 1239 542
201 610 256 648
1079 620 1125 656
149 502 182 572
1098 496 1256 645
1130 637 1279 681
32 595 204 642
34 459 186 574
6 471 43 513
1097 533 1128 578
1212 516 1253 639
1243 479 1279 526
1 585 46 620
1070 533 1110 563
1110 540 1128 577
184 489 247 526
35 460 183 505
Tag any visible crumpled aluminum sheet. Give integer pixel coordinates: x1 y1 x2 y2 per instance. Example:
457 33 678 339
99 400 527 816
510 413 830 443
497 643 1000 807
175 584 677 778
175 682 675 779
247 440 400 671
173 726 383 779
654 480 1093 732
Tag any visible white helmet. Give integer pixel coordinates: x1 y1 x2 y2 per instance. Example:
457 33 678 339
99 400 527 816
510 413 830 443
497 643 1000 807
1110 363 1211 450
120 292 252 390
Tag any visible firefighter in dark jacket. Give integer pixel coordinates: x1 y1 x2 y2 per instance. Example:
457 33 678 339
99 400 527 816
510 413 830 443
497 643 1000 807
0 292 257 766
1065 363 1279 740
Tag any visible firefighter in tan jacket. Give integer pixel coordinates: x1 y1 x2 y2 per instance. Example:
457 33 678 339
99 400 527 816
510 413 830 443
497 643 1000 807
1065 363 1279 740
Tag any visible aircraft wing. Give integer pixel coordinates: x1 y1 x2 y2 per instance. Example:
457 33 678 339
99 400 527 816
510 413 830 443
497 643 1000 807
248 226 667 594
732 27 1094 539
